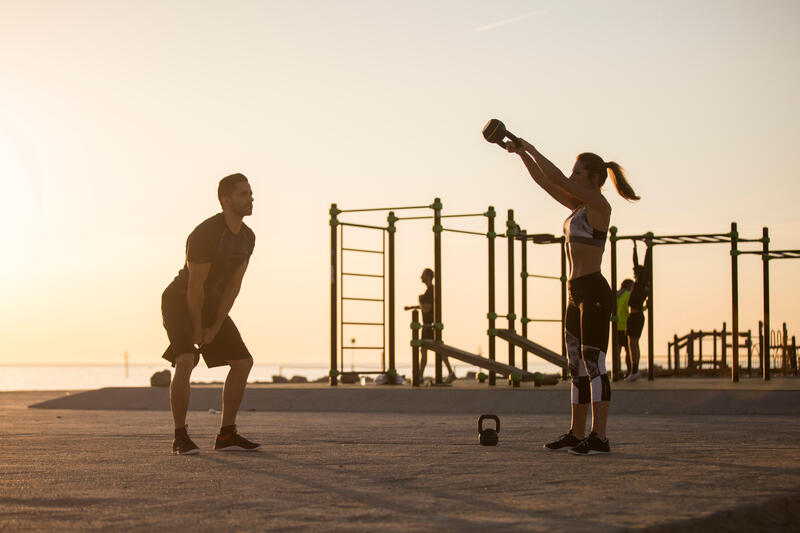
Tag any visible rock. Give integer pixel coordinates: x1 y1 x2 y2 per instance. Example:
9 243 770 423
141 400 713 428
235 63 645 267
150 370 171 387
271 375 289 384
313 376 329 383
289 375 308 383
466 371 477 380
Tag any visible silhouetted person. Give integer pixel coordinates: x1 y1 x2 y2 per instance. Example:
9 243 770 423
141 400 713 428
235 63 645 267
161 173 260 454
625 244 651 382
506 138 639 455
615 279 634 378
417 268 456 383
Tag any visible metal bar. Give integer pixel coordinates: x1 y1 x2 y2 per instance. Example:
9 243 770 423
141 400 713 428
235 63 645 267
507 209 515 369
342 297 383 302
338 222 387 231
382 231 386 373
433 198 443 385
615 232 731 242
441 228 486 237
342 272 383 278
525 273 561 280
560 238 567 381
342 321 384 326
488 207 496 387
339 205 432 213
387 212 395 373
346 346 387 350
395 215 435 221
342 247 384 254
330 203 338 386
339 223 344 376
646 238 655 381
440 213 487 219
610 227 620 380
412 310 420 387
763 227 771 381
525 318 562 323
731 222 739 382
520 230 528 371
768 250 800 260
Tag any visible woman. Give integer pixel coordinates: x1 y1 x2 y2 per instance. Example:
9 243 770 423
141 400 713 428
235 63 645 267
506 138 639 455
625 244 652 381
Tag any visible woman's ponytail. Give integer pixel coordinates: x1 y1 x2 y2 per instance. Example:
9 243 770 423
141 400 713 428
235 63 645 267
606 161 639 201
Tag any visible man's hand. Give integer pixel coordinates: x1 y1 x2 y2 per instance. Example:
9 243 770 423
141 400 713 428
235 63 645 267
193 329 204 348
202 324 222 346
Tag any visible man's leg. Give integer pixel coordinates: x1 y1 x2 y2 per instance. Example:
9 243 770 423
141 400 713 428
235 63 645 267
221 357 253 427
170 353 197 429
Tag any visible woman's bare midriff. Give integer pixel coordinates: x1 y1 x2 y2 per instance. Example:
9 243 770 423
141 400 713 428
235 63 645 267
567 241 604 279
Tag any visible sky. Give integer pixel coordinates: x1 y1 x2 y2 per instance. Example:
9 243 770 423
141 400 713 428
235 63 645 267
1 0 799 371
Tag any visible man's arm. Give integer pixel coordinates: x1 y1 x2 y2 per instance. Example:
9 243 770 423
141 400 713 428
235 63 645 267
187 262 211 346
204 260 249 343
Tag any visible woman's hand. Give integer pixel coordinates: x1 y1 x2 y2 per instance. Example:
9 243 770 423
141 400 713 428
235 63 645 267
506 137 534 155
505 139 526 154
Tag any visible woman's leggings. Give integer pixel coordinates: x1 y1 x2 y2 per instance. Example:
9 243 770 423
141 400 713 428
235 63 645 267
564 272 613 404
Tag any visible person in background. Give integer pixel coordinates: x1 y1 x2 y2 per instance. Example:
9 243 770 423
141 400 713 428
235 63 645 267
625 244 652 382
615 279 634 378
417 268 456 383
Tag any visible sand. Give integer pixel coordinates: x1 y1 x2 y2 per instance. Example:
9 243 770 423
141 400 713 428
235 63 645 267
2 386 800 531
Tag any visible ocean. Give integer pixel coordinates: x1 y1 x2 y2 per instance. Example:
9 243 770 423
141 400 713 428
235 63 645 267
0 360 562 391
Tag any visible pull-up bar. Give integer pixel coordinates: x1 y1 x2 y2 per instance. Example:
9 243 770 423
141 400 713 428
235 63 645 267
609 223 756 382
735 227 800 381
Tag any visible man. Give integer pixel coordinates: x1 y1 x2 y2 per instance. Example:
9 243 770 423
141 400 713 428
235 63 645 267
417 268 456 383
161 173 260 454
615 279 633 378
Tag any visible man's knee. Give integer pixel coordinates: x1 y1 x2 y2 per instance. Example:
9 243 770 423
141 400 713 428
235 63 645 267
229 357 253 373
174 353 198 374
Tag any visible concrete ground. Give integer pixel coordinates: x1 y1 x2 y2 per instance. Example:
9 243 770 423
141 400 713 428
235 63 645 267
2 390 800 531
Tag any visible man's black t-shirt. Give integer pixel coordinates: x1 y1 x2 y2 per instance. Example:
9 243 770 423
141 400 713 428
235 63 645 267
419 285 434 324
165 213 255 322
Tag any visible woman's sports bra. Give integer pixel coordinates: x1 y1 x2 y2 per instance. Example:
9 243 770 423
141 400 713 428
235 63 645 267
563 205 607 247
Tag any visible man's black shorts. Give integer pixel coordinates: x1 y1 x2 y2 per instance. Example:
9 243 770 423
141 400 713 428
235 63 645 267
161 288 252 368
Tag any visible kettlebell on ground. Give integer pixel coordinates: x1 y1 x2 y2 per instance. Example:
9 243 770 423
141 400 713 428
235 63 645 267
478 414 500 446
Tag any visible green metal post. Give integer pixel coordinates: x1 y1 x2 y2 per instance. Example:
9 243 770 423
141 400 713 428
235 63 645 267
520 230 528 371
329 204 339 386
433 198 443 385
507 209 515 369
610 227 620 380
487 207 497 387
387 212 396 373
731 222 739 382
646 235 654 381
762 227 770 381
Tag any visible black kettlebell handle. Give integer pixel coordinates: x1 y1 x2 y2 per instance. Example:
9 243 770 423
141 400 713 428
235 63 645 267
482 118 521 150
478 414 500 434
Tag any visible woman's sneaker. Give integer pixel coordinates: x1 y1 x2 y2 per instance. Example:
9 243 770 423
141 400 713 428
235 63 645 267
172 428 200 455
214 428 261 452
568 432 611 455
543 430 581 451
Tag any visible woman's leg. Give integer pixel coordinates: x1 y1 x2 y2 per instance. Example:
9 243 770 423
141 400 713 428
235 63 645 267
565 303 590 438
629 336 641 374
580 291 612 440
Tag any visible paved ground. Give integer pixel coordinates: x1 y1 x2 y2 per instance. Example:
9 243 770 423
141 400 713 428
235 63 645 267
2 391 799 531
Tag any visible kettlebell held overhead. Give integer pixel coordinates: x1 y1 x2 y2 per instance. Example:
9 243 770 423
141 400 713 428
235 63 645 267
478 414 500 446
482 119 520 150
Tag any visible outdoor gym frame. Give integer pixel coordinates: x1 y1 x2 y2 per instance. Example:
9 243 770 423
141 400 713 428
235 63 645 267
610 223 800 383
329 198 568 387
